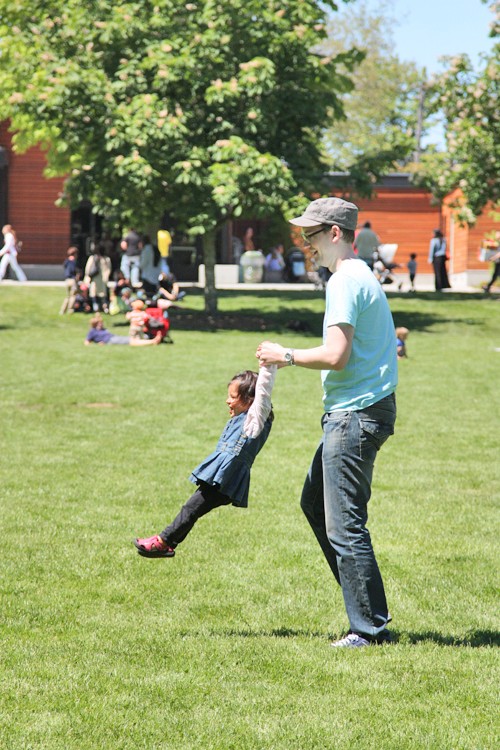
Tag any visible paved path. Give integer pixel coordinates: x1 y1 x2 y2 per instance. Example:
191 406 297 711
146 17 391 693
0 274 487 294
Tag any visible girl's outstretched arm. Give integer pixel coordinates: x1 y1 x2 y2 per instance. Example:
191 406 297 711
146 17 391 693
243 365 277 438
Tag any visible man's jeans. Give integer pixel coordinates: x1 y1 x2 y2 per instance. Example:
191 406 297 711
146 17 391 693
301 393 396 638
120 254 141 287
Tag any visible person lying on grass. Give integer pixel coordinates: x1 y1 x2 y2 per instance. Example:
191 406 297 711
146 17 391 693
84 313 162 346
134 365 277 558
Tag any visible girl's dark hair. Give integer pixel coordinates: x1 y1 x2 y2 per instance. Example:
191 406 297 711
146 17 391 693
229 370 274 422
229 370 258 404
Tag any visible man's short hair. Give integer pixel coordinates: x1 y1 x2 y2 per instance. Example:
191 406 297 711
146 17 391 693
340 228 355 244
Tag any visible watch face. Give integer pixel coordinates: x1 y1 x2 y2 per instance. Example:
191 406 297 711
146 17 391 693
284 351 292 364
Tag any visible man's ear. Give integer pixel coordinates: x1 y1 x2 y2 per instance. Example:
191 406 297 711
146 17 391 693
330 225 342 242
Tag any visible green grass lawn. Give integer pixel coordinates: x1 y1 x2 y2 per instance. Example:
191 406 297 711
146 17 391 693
0 286 499 749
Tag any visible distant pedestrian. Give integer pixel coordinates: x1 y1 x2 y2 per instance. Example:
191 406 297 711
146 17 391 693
0 224 27 282
264 243 285 282
482 233 500 293
428 229 450 291
120 228 142 287
354 221 380 270
407 253 417 292
243 227 255 252
84 245 112 313
139 235 162 293
60 246 78 314
157 228 172 275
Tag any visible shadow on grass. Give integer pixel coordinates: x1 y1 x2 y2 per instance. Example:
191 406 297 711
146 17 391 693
179 627 500 647
165 307 324 336
386 291 489 302
179 627 327 639
163 290 491 335
396 629 500 647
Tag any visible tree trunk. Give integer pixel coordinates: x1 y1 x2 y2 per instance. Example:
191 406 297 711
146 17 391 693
203 230 218 316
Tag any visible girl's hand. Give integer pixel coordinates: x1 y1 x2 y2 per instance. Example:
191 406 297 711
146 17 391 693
256 341 287 366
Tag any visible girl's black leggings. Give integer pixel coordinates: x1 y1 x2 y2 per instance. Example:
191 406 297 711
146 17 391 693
159 482 232 547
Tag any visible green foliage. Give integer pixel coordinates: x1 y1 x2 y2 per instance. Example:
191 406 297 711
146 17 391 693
321 0 430 190
0 0 356 231
413 1 500 223
0 286 498 749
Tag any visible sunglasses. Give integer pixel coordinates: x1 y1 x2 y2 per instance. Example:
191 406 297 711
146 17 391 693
301 226 327 242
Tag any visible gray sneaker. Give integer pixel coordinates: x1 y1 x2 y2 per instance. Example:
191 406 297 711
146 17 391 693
331 632 370 648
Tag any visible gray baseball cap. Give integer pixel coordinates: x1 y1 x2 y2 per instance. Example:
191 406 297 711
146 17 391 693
290 197 358 230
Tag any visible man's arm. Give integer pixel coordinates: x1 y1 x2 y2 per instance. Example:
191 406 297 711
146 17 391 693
257 324 354 372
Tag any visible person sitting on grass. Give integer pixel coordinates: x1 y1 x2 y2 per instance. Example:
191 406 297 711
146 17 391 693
73 279 92 313
84 313 161 346
157 271 186 303
396 327 409 359
133 365 277 558
125 299 158 342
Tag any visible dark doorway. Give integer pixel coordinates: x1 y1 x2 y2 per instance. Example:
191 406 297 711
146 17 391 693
70 201 104 270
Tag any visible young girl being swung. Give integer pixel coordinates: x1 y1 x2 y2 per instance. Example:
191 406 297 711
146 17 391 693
134 365 277 558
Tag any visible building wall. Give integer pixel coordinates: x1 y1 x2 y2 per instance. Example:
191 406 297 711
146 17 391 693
1 119 498 279
0 122 70 263
442 188 499 276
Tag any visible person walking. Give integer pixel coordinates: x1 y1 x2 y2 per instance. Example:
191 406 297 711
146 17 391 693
84 245 112 313
407 253 417 292
60 246 78 314
482 251 500 292
0 224 27 282
353 221 379 269
256 197 398 648
120 228 142 287
428 229 450 291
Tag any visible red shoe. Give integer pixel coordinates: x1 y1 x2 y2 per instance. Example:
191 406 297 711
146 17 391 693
133 535 175 558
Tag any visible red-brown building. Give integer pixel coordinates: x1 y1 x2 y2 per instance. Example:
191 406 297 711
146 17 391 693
0 121 70 265
1 120 498 283
329 176 498 286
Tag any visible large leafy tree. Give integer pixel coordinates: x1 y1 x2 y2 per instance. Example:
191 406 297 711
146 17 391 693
321 0 430 193
414 0 499 223
0 0 359 312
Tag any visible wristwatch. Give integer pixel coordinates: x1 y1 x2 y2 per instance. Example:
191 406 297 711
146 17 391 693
284 349 295 366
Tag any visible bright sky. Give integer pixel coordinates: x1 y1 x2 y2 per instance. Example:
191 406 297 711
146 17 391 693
342 0 494 146
368 0 494 73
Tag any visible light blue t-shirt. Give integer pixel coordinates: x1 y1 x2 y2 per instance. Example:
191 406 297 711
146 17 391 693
322 258 398 411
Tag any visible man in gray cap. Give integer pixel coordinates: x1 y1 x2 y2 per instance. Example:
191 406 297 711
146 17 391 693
256 197 398 648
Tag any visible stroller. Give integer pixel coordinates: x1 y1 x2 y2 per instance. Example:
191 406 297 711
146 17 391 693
143 305 173 343
373 244 399 285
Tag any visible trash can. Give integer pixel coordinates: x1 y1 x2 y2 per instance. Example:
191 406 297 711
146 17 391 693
285 248 306 282
240 251 265 283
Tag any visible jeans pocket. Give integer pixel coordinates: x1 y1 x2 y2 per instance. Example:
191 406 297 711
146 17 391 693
358 415 394 451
